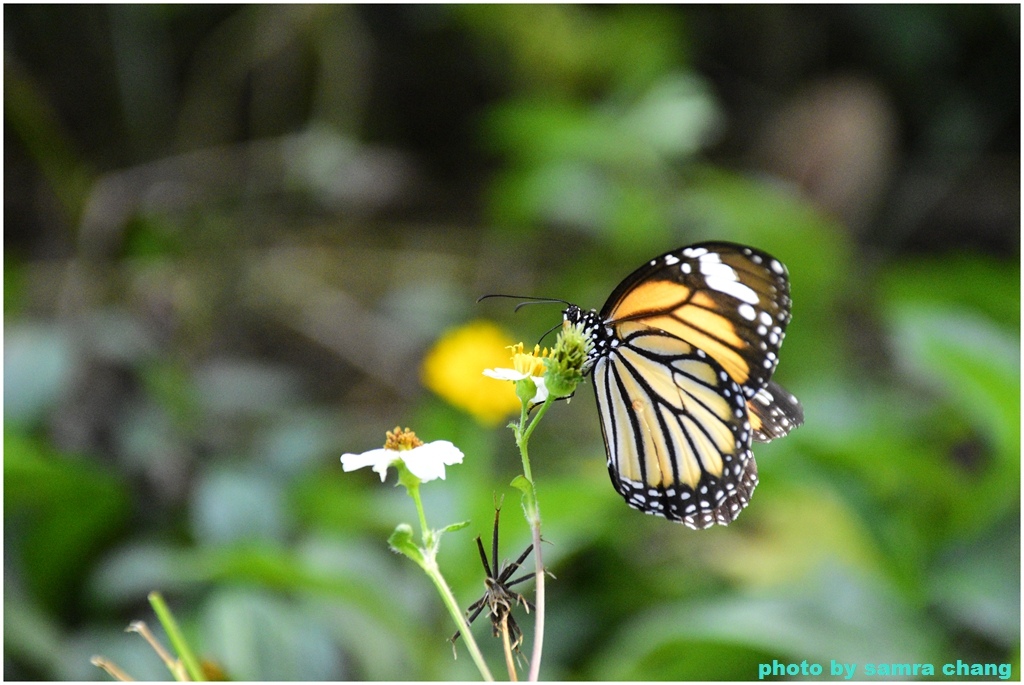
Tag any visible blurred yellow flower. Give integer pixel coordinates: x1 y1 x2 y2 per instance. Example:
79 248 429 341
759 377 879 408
421 320 522 425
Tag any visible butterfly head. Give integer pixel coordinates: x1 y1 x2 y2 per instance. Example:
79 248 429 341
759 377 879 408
562 304 614 373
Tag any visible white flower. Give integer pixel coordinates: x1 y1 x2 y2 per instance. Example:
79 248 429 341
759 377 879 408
482 367 549 404
483 342 550 404
341 427 464 483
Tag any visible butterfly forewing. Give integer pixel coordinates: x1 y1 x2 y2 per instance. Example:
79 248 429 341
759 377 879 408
601 242 793 399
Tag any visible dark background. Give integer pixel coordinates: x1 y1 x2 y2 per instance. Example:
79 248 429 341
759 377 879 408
5 5 1019 680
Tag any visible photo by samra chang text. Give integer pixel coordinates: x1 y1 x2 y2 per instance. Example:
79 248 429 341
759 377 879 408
758 659 1013 680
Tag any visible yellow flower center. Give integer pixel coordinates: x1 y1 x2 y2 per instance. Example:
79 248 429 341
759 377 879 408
509 343 549 377
384 426 424 451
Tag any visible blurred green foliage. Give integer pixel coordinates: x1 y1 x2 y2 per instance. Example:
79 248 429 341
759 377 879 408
4 4 1019 681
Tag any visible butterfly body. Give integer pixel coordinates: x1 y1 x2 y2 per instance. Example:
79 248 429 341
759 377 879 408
563 242 803 529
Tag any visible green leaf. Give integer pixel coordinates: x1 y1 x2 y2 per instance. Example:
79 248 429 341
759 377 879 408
879 254 1019 330
441 520 471 534
3 579 64 677
310 600 420 681
387 523 423 564
885 303 1020 532
593 565 943 680
510 474 538 523
928 519 1020 646
200 587 343 680
887 304 1018 450
509 474 533 495
4 429 131 610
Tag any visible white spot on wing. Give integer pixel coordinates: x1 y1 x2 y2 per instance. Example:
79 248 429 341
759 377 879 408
706 277 760 304
702 258 753 293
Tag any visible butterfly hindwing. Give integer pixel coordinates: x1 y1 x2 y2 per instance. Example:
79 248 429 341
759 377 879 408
591 324 758 529
748 380 804 443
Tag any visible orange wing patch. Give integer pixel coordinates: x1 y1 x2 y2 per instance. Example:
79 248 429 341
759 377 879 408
609 279 750 385
748 407 764 434
610 280 691 320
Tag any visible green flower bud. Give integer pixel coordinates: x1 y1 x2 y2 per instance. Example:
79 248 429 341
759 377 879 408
543 321 592 398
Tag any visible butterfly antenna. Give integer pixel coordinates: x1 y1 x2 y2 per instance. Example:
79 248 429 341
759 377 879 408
513 299 571 314
477 294 570 312
478 293 570 344
537 320 563 345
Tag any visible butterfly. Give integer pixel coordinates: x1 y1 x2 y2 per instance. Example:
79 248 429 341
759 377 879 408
562 242 803 529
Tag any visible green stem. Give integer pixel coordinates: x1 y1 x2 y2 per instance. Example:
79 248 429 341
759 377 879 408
407 480 432 547
402 477 493 681
148 591 205 682
521 395 555 447
516 396 555 494
513 395 555 681
421 558 495 682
